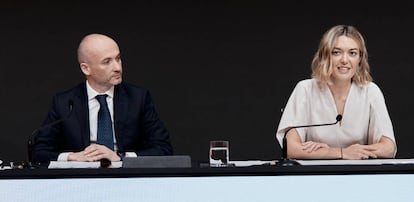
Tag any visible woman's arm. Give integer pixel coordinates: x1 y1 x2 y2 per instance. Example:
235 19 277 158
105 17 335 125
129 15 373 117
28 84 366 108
346 136 395 159
286 130 394 160
286 129 342 159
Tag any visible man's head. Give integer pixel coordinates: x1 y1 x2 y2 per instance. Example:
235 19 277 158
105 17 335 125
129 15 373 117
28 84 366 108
78 33 123 93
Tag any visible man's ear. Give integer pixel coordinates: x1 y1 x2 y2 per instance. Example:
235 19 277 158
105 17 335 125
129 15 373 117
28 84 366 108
80 63 90 76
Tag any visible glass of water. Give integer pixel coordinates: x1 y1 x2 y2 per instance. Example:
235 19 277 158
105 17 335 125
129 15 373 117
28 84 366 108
209 140 229 167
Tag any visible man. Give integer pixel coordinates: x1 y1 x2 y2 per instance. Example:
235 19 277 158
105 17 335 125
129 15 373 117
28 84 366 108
32 33 173 163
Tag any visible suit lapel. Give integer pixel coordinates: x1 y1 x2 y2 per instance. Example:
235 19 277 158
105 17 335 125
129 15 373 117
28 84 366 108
113 83 128 151
73 83 90 148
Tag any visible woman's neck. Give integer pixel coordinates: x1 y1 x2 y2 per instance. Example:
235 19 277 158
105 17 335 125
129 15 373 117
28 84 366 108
329 80 351 99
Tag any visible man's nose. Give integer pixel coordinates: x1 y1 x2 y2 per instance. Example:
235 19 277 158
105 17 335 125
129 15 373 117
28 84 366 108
113 61 122 71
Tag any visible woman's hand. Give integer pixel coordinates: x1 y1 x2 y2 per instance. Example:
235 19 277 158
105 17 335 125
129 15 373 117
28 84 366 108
302 141 329 153
342 144 377 160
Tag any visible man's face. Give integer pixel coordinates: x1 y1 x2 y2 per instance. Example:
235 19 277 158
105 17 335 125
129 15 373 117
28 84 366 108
81 37 123 92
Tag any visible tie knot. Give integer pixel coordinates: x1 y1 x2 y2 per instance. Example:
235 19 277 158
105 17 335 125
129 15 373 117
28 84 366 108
96 94 108 105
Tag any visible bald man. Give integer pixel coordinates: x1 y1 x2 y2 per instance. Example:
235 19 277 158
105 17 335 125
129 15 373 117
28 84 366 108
32 34 173 163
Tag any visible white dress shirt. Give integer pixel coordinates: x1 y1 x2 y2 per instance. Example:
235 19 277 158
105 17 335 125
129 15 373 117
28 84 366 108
86 81 116 147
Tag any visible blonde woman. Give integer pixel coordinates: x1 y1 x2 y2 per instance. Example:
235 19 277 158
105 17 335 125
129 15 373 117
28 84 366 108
276 25 396 160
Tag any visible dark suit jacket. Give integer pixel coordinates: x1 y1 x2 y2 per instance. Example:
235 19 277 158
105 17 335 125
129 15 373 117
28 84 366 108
32 82 173 163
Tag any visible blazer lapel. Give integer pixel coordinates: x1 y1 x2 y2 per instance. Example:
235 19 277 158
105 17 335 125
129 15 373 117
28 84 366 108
73 83 90 148
113 83 128 151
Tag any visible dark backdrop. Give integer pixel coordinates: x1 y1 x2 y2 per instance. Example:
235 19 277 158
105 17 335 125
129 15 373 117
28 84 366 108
1 1 413 164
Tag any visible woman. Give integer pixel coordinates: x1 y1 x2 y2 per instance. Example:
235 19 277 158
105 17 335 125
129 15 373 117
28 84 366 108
276 25 396 160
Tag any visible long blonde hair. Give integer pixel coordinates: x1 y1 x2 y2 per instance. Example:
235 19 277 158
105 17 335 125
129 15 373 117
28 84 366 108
311 25 372 86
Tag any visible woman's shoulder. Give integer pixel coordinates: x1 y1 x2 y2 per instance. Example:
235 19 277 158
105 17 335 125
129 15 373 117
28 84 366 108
290 79 326 98
295 78 323 91
355 81 384 97
296 78 317 87
359 81 381 91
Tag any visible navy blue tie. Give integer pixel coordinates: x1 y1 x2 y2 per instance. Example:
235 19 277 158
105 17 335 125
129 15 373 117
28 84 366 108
96 94 114 150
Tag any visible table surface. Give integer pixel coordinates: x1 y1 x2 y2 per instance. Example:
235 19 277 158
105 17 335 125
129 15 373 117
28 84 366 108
2 161 414 179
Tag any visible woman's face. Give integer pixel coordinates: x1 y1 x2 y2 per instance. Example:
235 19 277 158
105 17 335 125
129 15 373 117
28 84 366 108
330 35 360 83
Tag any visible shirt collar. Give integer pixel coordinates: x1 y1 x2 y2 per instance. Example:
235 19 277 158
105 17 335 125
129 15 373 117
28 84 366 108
86 80 114 101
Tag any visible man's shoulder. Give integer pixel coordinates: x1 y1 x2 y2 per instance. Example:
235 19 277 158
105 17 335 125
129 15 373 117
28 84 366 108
54 82 86 97
116 82 149 95
119 82 146 90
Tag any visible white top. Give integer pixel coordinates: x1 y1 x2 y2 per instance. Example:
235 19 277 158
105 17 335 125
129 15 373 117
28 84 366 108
276 79 396 152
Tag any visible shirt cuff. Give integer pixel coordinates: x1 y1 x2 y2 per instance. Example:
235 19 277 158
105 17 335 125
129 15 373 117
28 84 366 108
57 152 71 161
125 152 137 158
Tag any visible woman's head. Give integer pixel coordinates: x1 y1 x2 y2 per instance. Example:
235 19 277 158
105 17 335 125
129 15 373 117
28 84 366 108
311 25 372 86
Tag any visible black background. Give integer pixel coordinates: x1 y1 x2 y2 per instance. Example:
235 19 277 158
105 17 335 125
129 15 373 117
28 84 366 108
1 1 413 164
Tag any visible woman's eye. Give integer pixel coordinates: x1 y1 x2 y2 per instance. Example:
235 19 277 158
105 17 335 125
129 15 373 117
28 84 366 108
332 51 341 55
349 51 359 57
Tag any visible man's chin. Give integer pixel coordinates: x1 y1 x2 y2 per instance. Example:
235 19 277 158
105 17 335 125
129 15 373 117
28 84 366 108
112 78 122 85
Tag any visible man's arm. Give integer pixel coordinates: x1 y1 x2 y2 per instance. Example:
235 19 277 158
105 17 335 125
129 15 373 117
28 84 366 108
138 91 173 156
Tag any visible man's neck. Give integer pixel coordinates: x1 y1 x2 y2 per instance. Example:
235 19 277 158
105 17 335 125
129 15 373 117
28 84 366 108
87 80 113 94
